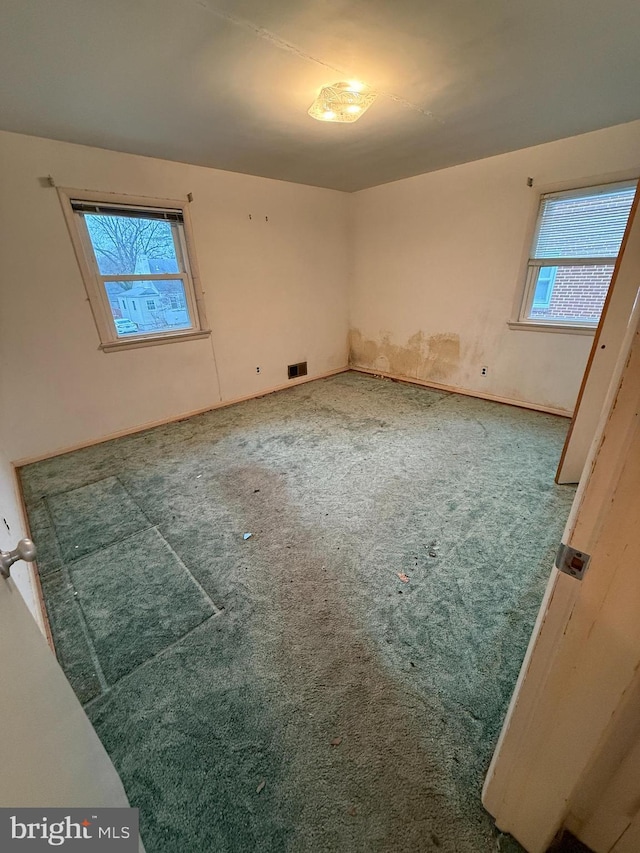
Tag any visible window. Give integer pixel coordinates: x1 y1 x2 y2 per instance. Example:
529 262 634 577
531 266 556 310
59 191 209 350
518 181 636 329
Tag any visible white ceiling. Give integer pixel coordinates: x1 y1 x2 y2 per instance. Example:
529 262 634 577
2 0 640 191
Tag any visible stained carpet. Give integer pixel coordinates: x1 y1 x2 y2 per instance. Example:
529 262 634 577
20 372 576 852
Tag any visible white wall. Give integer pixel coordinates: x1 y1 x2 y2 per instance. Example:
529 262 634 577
349 120 640 414
0 131 349 462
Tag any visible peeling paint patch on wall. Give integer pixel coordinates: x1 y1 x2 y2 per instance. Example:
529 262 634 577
349 329 461 382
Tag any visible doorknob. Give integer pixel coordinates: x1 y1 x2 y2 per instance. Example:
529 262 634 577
0 538 37 579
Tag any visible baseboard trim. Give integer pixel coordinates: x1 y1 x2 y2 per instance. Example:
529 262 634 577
350 366 573 418
11 463 54 648
13 366 350 467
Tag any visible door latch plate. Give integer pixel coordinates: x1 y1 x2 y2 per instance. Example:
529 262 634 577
556 543 591 580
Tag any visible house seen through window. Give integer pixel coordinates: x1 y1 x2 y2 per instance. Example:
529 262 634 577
61 193 208 349
520 180 637 328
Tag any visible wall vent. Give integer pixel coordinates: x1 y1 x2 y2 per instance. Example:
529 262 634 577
288 361 308 380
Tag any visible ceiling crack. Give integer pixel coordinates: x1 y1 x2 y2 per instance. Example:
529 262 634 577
193 0 443 123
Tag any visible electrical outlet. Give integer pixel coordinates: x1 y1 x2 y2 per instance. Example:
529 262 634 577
256 366 261 374
481 366 488 376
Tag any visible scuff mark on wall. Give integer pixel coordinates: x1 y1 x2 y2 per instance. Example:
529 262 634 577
349 329 461 382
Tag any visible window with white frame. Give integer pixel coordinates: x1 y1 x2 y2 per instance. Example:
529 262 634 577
518 180 637 329
60 192 209 350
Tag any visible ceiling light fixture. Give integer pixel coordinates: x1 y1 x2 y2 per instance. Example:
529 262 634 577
308 81 377 123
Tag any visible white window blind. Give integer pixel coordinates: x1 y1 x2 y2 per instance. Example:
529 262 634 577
518 179 637 329
532 183 636 260
70 201 183 223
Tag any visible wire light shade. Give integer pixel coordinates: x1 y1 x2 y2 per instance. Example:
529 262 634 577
308 82 377 123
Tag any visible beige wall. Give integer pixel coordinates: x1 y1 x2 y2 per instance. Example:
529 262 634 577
0 131 349 462
349 120 640 414
3 121 640 462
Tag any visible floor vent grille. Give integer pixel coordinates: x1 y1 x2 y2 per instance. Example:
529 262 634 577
288 361 308 379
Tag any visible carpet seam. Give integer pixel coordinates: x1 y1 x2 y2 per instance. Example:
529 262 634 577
81 611 223 711
60 523 157 565
43 495 221 697
40 499 109 694
61 567 110 695
156 530 223 614
70 525 220 688
32 497 65 579
38 472 121 500
115 475 156 529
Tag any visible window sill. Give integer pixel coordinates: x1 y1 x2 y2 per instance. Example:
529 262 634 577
100 329 212 352
507 321 596 336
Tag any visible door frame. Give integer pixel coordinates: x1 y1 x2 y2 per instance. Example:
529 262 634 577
483 290 640 852
555 185 640 484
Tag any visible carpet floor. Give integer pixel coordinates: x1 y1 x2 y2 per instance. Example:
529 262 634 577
21 372 576 852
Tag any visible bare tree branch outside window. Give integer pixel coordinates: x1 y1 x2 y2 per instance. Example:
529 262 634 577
84 215 177 287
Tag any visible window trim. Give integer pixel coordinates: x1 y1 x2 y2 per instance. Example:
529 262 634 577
57 188 210 351
510 175 638 334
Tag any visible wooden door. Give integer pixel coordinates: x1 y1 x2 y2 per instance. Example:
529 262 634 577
0 569 134 811
483 294 640 852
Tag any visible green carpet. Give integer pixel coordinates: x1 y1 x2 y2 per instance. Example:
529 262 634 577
46 476 150 562
20 372 575 852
